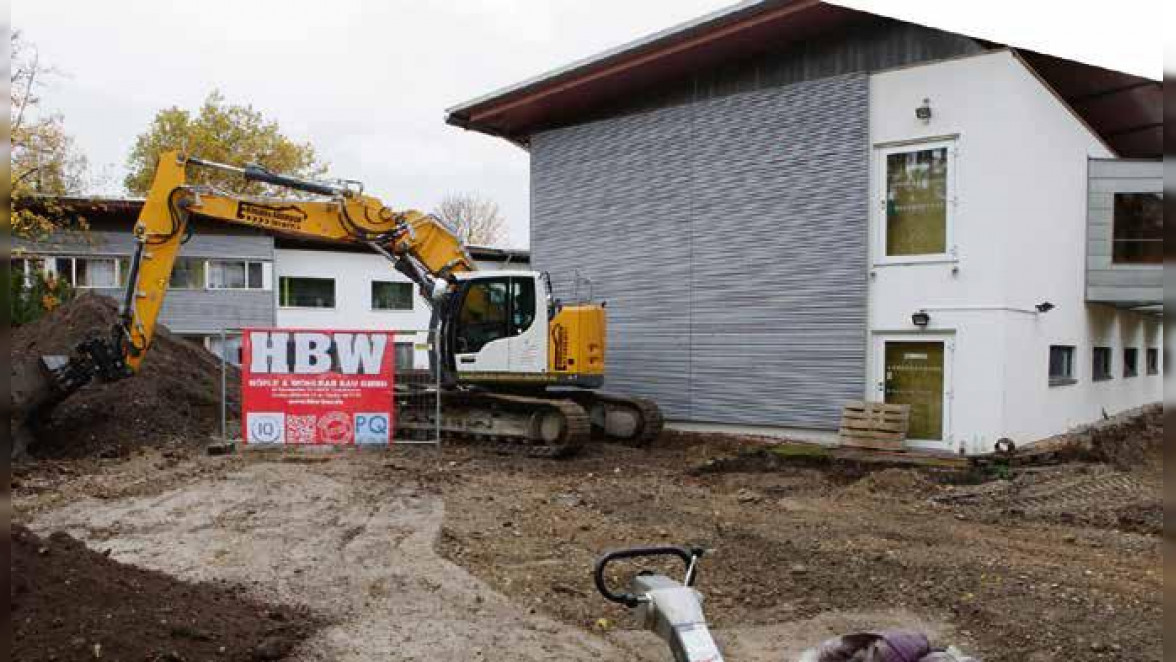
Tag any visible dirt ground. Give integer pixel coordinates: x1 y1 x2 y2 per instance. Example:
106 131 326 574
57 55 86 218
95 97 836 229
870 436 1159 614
12 524 315 661
14 433 1162 661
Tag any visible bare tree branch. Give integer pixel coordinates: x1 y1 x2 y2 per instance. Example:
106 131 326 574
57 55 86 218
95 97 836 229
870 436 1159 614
433 193 507 247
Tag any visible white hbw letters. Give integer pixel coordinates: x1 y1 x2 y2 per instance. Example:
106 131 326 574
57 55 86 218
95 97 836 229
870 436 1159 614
335 333 387 375
294 332 333 374
249 331 289 373
249 331 387 374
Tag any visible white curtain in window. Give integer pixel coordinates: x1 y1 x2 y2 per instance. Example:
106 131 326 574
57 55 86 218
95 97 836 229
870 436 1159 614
77 259 117 288
209 261 247 289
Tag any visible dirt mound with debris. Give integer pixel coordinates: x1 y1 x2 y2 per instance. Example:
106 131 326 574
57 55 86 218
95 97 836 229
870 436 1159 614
11 524 317 661
1087 404 1162 471
840 468 941 500
933 463 1162 534
12 293 239 458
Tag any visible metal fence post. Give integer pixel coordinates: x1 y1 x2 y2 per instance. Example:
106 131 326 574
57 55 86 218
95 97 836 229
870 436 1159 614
220 327 227 442
434 329 441 445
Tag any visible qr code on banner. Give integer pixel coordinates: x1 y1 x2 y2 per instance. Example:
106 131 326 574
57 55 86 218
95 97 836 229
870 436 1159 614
285 414 318 444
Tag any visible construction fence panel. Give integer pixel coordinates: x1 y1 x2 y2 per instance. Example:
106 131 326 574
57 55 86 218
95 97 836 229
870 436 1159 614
218 328 440 448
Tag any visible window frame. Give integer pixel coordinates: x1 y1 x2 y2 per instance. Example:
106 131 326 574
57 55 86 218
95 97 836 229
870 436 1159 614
1048 345 1077 386
72 256 121 289
1146 348 1159 375
393 341 415 371
1122 347 1139 378
370 280 415 312
206 259 269 291
1110 192 1163 265
1091 346 1113 382
169 258 209 290
278 275 337 310
875 138 958 265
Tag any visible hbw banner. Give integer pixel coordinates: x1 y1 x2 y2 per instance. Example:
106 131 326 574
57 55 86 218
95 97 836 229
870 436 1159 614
241 329 395 445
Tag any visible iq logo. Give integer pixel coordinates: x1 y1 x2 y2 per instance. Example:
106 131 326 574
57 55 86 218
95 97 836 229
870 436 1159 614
247 412 286 444
354 413 391 445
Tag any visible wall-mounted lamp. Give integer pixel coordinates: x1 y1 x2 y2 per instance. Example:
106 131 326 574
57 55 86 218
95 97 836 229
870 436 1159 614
911 310 931 327
915 98 932 122
1035 302 1055 313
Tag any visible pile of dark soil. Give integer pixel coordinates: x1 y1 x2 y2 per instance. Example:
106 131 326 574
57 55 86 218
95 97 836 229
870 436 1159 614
11 525 316 661
12 293 240 458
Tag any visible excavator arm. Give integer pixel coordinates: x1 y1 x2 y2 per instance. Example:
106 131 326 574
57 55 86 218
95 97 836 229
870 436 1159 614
43 150 476 392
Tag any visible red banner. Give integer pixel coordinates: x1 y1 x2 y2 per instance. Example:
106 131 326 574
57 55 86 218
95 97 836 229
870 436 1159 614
240 329 396 445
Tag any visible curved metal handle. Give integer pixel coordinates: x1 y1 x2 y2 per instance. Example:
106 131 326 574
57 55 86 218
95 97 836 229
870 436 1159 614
593 546 699 608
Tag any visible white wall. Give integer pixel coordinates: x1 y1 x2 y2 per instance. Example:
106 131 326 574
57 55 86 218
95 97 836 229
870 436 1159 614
274 249 433 366
867 50 1162 453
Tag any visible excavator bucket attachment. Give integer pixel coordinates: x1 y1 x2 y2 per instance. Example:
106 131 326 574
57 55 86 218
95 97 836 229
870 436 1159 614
40 333 132 397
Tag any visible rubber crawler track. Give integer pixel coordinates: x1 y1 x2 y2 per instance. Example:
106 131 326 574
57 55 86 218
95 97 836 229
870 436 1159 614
575 392 664 447
441 390 590 458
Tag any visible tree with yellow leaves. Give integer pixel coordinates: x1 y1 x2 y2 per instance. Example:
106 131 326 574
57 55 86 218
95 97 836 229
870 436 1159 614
124 91 326 197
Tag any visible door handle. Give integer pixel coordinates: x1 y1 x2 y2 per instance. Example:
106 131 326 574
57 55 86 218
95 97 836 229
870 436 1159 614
459 356 476 364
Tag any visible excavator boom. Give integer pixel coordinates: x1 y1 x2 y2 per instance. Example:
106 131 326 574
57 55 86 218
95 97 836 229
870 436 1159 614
47 150 475 379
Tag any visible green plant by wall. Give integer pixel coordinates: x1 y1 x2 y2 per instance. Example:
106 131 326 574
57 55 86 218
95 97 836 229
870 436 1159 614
10 267 74 327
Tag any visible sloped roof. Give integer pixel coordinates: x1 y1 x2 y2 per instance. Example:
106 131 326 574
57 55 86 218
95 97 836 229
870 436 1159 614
446 0 1159 157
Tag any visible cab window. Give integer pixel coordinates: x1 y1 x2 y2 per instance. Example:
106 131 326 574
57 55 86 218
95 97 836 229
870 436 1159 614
456 278 509 353
510 277 536 333
455 277 537 354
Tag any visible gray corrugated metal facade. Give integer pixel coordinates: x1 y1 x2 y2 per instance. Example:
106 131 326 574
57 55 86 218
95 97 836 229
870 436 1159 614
1085 158 1162 306
527 18 984 430
14 217 275 335
532 73 869 429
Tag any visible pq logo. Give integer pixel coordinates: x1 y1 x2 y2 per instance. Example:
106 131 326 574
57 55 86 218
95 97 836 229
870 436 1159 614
354 413 391 445
247 412 286 444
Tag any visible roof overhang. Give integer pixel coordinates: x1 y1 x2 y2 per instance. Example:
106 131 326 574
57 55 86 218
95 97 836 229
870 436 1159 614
446 0 1160 158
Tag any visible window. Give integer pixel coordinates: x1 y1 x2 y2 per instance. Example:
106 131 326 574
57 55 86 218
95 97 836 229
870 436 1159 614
1112 193 1162 264
1092 347 1113 381
279 276 335 308
1146 348 1159 375
1048 345 1076 385
75 258 119 288
170 258 207 289
205 334 243 366
1123 348 1138 378
454 277 536 354
510 277 536 333
883 143 952 257
394 342 415 371
50 257 74 285
371 281 413 311
208 260 265 290
455 278 509 353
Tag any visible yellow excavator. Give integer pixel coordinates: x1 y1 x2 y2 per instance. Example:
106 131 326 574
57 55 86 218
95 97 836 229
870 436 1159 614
43 150 662 456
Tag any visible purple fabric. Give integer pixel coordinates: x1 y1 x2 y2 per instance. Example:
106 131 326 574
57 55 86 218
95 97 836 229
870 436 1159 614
804 630 940 662
877 631 932 662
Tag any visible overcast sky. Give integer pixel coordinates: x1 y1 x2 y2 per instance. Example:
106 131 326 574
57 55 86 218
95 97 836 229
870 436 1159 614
12 0 1163 248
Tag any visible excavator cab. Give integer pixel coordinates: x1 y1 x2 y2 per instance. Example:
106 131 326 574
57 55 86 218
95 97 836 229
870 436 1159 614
447 271 551 378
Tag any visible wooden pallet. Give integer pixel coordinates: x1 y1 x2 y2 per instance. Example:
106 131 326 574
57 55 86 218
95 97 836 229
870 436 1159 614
838 401 910 451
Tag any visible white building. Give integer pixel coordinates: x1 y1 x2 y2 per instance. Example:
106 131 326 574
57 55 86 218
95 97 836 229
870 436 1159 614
445 1 1162 453
270 239 529 370
865 51 1162 452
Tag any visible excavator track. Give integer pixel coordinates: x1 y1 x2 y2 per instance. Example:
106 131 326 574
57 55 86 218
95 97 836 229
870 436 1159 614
566 391 664 447
396 388 590 458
